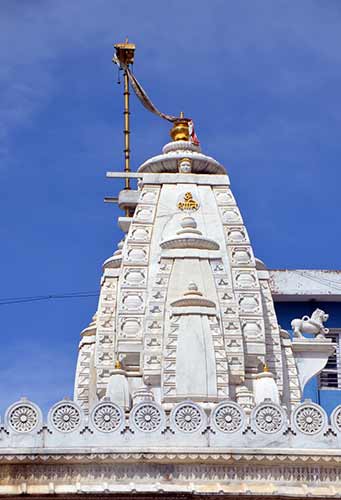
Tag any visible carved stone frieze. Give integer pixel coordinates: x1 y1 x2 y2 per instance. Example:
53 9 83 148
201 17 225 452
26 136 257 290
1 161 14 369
4 454 341 498
220 206 243 225
281 333 302 406
144 257 172 384
128 224 153 243
213 186 236 206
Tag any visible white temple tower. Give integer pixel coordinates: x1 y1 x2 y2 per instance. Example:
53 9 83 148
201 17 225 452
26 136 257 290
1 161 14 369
74 118 332 416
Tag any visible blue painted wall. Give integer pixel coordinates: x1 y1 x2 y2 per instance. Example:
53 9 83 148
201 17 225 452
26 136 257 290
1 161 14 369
275 302 341 415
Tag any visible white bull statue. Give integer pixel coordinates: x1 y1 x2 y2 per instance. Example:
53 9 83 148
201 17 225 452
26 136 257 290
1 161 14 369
291 308 329 339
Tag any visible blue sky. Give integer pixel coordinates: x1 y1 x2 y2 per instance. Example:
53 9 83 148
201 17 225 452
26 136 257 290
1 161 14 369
1 1 340 413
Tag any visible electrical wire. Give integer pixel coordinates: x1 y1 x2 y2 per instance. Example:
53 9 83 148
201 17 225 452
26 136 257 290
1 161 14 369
0 291 99 306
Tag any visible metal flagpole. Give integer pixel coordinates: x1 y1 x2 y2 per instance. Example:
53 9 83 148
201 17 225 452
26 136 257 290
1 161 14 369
123 68 131 191
113 40 136 215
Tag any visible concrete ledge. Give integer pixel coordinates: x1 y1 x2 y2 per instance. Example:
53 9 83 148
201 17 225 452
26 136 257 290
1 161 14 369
106 171 230 185
270 269 341 302
141 173 230 185
118 216 132 233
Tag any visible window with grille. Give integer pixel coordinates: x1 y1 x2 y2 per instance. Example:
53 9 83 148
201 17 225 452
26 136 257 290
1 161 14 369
319 329 341 389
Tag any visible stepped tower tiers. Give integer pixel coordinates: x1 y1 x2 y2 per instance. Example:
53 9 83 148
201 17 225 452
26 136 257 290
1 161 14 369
74 121 334 416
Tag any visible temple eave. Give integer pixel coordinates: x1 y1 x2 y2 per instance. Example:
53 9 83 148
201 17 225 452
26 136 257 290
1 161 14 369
2 449 341 498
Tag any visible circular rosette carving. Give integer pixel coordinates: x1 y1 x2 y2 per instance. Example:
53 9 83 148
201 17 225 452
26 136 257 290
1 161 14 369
91 402 123 433
6 401 42 433
49 401 82 433
171 402 205 433
211 402 244 433
252 403 285 434
293 403 326 435
130 402 164 433
331 405 341 433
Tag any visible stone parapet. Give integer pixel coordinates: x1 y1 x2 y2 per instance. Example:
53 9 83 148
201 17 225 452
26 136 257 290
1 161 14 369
2 399 341 452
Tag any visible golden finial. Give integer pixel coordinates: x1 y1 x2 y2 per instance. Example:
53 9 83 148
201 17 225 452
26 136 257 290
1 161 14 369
263 363 269 373
115 359 122 369
170 112 190 141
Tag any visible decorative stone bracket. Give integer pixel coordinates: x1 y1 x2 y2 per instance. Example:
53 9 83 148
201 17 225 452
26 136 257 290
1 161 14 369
292 339 335 392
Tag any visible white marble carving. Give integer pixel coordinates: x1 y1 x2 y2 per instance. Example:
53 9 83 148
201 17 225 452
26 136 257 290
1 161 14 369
292 402 327 435
49 401 82 433
130 402 164 432
171 402 205 433
331 404 341 433
291 308 329 339
6 400 41 433
211 401 244 433
178 157 192 173
252 402 286 434
91 401 123 432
